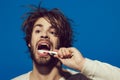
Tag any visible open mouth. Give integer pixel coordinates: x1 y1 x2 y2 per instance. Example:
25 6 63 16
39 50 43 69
38 44 50 51
37 43 51 56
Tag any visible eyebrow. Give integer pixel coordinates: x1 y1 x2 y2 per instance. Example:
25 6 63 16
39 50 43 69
34 24 55 29
33 24 43 27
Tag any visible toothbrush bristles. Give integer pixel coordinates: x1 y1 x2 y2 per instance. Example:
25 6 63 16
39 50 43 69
38 50 57 55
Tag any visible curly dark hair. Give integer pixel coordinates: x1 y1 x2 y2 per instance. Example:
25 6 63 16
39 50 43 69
22 5 73 49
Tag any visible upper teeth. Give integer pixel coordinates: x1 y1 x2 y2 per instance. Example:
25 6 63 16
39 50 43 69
40 43 48 46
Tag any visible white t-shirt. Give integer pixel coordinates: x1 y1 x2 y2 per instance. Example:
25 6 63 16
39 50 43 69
12 69 78 80
12 58 120 80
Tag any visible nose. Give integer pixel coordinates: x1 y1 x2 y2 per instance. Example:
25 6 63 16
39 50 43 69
40 32 49 39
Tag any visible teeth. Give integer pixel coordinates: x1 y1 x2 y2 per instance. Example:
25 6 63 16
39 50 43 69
38 50 57 55
40 43 48 45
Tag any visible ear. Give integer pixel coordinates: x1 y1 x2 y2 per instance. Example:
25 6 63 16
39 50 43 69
28 43 31 47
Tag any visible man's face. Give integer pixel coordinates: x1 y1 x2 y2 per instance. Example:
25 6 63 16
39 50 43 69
28 17 59 65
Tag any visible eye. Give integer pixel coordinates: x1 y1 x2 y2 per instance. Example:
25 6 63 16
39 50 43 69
50 31 56 34
35 30 41 33
50 31 57 35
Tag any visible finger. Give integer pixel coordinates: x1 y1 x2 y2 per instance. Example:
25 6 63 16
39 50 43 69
67 47 80 55
58 48 72 58
57 48 68 58
63 48 73 58
57 48 64 58
61 48 67 57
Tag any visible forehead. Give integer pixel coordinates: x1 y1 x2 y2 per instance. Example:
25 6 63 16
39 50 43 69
34 17 51 27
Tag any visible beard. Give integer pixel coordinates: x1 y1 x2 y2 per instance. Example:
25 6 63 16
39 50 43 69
30 49 59 66
29 39 60 66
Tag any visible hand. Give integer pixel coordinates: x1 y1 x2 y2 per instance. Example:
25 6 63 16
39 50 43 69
54 47 86 71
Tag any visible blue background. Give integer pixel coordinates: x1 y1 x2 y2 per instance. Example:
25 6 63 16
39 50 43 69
0 0 120 80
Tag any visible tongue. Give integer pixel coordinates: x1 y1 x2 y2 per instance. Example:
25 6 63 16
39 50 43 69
38 50 49 57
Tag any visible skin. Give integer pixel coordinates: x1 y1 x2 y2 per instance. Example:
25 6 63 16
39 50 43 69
54 47 85 71
29 17 61 80
29 17 59 64
28 17 86 80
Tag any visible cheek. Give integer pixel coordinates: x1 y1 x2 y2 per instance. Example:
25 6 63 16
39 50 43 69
52 37 59 46
56 38 60 44
30 34 38 47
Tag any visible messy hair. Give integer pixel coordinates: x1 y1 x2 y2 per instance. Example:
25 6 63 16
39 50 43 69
22 5 73 48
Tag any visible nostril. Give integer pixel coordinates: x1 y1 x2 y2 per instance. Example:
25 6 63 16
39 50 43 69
41 36 48 38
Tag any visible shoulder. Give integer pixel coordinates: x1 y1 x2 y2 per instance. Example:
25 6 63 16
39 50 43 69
63 68 89 80
11 71 31 80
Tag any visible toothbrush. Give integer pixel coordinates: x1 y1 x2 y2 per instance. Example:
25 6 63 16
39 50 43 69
38 50 57 55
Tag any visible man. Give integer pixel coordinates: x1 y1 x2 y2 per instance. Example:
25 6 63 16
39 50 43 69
12 5 120 80
12 6 88 80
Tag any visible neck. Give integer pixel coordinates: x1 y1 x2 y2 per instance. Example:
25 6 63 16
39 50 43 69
30 62 62 80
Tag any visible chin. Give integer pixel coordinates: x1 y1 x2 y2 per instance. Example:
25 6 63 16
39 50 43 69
34 55 59 66
37 57 51 64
